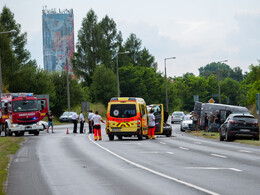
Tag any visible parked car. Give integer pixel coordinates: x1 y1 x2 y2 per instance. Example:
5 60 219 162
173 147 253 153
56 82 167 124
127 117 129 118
180 115 194 132
40 121 48 130
219 113 259 141
171 111 185 123
59 112 76 122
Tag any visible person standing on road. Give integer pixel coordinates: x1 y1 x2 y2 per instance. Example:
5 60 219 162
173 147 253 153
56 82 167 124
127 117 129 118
204 113 209 132
190 112 199 132
215 110 221 132
208 112 214 132
148 109 156 139
72 111 79 133
88 110 95 134
46 110 54 133
79 111 85 134
91 111 105 141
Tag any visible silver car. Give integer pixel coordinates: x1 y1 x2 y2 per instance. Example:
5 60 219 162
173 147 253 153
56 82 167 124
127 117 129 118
171 111 185 124
180 115 194 132
59 111 76 122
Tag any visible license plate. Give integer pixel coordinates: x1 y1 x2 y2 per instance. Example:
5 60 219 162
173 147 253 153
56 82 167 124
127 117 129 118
240 129 250 132
111 128 121 132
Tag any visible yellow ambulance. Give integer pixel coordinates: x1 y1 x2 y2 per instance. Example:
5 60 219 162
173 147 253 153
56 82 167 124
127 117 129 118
106 97 148 141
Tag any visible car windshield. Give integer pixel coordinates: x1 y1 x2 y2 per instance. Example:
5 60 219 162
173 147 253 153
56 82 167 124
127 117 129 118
62 112 70 116
110 104 136 118
173 112 183 116
233 116 255 120
12 100 38 112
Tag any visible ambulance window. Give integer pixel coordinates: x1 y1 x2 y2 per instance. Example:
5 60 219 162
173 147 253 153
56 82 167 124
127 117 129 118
110 104 136 118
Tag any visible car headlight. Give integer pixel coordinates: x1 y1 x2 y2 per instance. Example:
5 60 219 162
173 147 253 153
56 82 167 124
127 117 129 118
11 124 18 128
37 122 42 126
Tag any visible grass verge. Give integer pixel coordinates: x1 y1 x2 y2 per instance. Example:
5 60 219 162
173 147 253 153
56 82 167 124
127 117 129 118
188 130 260 146
0 137 24 195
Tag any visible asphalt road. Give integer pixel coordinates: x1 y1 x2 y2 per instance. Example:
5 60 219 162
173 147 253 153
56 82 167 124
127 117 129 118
7 122 260 195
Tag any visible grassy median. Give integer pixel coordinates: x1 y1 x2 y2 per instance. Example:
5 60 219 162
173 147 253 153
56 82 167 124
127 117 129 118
188 130 260 146
0 137 24 195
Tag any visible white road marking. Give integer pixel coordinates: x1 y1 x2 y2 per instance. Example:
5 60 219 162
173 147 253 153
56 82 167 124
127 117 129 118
89 135 219 195
140 151 159 154
160 142 166 145
186 167 242 172
179 147 189 150
211 154 227 158
166 152 174 154
193 142 202 145
229 168 243 172
239 150 252 153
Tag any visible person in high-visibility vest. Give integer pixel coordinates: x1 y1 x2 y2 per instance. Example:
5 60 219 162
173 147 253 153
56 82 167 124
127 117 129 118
148 109 156 139
91 111 105 141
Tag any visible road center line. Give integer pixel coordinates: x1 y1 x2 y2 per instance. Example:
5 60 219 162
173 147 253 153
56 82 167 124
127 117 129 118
160 142 166 145
239 150 252 153
89 135 219 195
179 147 189 150
211 154 227 158
193 142 202 145
186 167 242 172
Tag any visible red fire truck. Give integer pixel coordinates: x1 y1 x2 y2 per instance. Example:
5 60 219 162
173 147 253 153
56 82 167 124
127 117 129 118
0 93 48 136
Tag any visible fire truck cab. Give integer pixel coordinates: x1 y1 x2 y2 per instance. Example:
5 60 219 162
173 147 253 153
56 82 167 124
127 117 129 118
0 93 48 136
106 97 148 141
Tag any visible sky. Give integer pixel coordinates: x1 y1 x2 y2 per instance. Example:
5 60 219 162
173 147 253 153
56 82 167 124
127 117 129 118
1 0 260 77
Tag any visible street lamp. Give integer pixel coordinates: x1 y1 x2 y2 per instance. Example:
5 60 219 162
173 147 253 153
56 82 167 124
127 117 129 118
116 51 130 97
0 29 16 108
164 57 176 113
217 60 228 104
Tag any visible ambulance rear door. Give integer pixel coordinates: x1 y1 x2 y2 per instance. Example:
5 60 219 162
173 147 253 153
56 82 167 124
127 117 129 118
151 104 163 134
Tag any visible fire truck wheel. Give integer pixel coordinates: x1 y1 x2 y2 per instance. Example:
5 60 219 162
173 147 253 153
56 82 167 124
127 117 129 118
118 135 122 140
4 125 12 136
34 131 40 136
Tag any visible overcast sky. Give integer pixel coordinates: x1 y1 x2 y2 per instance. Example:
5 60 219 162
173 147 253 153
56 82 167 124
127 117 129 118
1 0 260 77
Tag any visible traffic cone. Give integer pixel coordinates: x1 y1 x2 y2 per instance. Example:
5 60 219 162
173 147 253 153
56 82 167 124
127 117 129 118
66 128 69 134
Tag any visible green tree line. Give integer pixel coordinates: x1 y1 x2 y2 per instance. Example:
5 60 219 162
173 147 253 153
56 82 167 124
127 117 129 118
1 7 259 115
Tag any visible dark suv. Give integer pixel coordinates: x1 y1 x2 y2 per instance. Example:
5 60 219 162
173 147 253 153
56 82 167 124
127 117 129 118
220 113 259 141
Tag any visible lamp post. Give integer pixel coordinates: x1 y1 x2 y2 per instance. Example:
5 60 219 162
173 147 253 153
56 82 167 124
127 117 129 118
0 29 16 108
217 60 228 104
116 51 130 97
66 56 71 111
164 57 176 113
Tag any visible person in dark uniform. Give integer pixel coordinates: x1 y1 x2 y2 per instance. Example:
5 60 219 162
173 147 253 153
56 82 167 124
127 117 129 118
215 111 221 132
204 113 209 132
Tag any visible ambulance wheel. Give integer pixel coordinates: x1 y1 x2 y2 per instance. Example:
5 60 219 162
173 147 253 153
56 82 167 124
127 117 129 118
109 135 114 141
138 134 143 140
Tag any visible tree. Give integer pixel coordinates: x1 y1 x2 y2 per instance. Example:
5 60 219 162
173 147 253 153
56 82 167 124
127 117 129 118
0 6 34 66
221 78 240 105
99 15 122 71
90 65 117 104
0 6 37 91
72 9 101 86
50 71 88 115
123 33 142 66
199 62 243 81
119 64 164 104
